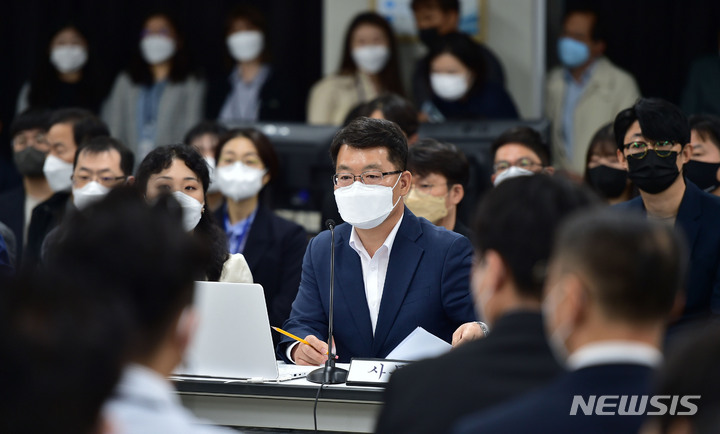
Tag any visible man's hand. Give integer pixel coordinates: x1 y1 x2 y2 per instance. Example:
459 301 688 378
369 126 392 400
452 322 487 347
292 335 331 366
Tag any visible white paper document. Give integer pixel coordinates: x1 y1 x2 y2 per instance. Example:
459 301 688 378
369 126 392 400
386 327 452 361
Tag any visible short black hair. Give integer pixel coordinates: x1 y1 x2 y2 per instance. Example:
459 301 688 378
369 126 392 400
408 138 469 187
48 187 208 360
48 108 110 148
183 120 228 145
73 136 135 177
136 145 228 282
583 122 615 180
9 108 51 138
411 0 460 13
330 117 408 171
0 273 129 434
491 126 551 166
473 175 599 299
553 209 687 323
427 32 486 93
563 8 606 42
215 128 280 183
614 98 691 151
365 94 420 138
689 114 720 153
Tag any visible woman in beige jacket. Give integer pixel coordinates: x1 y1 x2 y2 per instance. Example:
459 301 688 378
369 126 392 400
307 12 405 125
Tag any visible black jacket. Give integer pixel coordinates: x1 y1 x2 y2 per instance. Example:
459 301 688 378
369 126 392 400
23 191 70 271
375 311 563 434
0 185 26 260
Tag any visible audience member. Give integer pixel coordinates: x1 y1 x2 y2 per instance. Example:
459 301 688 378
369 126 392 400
584 123 636 204
47 188 232 433
206 4 304 122
279 117 476 364
423 32 518 122
365 94 420 145
614 98 720 328
454 209 687 434
136 144 252 283
307 12 404 125
685 114 720 195
184 120 228 212
546 8 640 174
0 273 129 434
410 0 506 109
102 12 204 162
213 128 307 344
680 26 720 117
0 109 53 260
24 108 108 270
376 175 599 434
490 126 552 186
16 24 108 114
404 138 470 237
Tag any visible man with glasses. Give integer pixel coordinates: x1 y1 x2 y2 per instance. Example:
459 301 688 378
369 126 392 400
278 117 476 365
490 126 553 186
614 97 720 329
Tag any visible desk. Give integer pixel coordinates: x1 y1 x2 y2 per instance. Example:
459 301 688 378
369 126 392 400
175 375 384 433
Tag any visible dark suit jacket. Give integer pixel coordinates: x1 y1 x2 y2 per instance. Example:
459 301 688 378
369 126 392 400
277 207 476 363
0 185 26 260
23 192 70 271
453 363 656 434
375 311 563 434
614 180 720 325
215 204 307 347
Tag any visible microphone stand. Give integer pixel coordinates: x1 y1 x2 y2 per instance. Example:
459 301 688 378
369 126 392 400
307 220 348 384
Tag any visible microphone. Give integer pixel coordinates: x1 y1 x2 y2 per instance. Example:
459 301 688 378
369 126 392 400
307 219 348 384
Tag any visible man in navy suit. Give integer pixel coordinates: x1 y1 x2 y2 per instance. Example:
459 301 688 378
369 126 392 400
278 117 476 364
612 98 720 328
454 209 687 434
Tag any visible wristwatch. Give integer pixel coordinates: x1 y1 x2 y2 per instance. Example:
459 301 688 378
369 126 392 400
475 321 489 337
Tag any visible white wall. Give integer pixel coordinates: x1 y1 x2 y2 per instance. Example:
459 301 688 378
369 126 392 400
321 0 545 118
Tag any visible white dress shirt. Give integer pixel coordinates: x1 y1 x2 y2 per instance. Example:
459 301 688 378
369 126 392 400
567 340 663 371
104 364 234 434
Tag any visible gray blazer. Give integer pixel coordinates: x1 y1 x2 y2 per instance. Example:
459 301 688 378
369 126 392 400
101 72 205 162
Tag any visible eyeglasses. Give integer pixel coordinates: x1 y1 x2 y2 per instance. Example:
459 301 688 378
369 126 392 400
493 158 542 173
13 133 49 151
333 170 402 187
623 141 679 159
72 174 127 188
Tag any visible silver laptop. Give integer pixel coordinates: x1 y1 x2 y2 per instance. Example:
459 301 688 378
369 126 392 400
176 281 311 381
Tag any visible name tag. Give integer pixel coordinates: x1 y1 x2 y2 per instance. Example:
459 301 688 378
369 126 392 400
346 358 409 386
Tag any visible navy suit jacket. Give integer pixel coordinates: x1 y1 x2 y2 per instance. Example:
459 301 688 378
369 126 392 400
614 180 720 325
277 207 476 363
453 364 656 434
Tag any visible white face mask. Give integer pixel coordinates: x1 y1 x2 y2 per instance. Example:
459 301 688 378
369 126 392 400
334 175 402 230
72 181 110 210
431 73 469 101
140 35 176 65
215 162 266 202
204 157 221 194
172 191 204 232
43 154 74 192
352 45 390 74
226 31 264 62
50 45 88 74
493 166 534 187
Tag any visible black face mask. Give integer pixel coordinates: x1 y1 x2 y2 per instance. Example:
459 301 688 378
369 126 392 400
418 27 440 48
587 165 628 198
13 147 47 177
683 160 720 192
626 151 680 194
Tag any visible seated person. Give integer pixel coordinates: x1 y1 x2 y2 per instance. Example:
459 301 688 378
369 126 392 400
376 175 599 434
454 209 686 434
278 117 476 364
184 120 228 212
423 32 518 122
685 114 720 196
491 126 553 186
405 138 470 237
584 123 636 204
363 94 420 146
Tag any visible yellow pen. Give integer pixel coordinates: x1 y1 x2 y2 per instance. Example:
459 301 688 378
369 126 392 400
271 326 311 346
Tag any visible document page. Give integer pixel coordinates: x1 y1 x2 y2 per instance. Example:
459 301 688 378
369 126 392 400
386 327 452 361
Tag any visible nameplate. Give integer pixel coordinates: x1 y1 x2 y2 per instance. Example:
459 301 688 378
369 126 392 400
346 358 409 386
